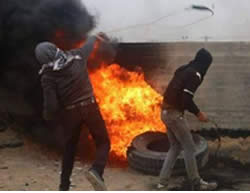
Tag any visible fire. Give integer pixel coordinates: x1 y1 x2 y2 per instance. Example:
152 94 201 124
71 37 165 161
90 64 165 160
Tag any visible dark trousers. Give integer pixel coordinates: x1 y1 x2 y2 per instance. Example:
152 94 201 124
56 101 110 190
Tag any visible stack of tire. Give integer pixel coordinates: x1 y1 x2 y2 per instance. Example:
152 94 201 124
127 131 209 175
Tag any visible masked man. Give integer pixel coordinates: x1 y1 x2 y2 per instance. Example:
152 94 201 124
157 48 217 190
35 33 113 191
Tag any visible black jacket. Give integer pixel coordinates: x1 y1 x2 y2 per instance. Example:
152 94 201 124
38 37 97 119
163 48 213 115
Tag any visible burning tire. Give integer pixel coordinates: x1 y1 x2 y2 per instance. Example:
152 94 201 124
127 131 209 176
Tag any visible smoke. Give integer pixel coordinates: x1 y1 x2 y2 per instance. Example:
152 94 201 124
0 0 95 115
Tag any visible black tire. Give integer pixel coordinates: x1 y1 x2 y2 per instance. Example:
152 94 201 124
127 131 209 176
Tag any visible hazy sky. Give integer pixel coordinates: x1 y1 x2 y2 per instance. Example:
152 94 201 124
82 0 250 42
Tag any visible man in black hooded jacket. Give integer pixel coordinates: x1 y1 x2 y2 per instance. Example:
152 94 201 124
35 33 114 191
157 48 217 190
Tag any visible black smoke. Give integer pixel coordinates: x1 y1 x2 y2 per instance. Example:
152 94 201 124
0 0 95 123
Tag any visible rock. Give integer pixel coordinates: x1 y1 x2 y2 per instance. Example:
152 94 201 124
0 166 8 170
0 140 24 149
0 120 8 132
54 162 60 167
0 128 24 149
0 127 7 132
233 183 250 191
75 167 83 171
39 166 46 170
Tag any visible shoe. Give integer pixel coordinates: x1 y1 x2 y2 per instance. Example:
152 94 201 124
156 183 168 190
59 184 69 191
59 181 70 191
85 169 107 191
192 178 218 191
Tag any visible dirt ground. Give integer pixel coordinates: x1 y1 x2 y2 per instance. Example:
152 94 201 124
1 128 250 191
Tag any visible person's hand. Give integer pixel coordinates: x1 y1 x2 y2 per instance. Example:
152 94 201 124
96 32 109 42
197 112 209 122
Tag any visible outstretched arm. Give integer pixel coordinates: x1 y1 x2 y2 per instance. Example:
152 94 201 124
77 34 107 60
78 36 97 60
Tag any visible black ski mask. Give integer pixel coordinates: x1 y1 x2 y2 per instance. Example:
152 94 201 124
189 48 213 78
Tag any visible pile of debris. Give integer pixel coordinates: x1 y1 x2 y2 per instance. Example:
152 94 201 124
0 123 23 149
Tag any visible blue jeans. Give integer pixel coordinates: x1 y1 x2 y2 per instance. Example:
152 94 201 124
159 109 200 185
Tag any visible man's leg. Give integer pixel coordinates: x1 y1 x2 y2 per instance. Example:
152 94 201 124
84 105 110 176
83 103 110 190
59 110 82 191
158 110 182 189
173 115 217 190
159 128 182 186
172 115 200 183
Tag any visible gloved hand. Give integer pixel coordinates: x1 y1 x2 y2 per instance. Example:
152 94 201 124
197 111 208 122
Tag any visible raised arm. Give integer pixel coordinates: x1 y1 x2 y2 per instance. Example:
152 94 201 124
77 34 107 60
78 36 97 59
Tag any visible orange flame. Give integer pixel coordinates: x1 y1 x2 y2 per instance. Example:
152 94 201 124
90 64 165 161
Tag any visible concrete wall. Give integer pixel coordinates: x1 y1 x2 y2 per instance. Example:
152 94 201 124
115 42 250 130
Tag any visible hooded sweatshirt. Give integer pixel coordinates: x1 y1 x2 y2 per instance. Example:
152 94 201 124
163 48 213 115
35 36 97 118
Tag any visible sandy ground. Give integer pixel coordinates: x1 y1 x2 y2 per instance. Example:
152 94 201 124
1 128 250 191
0 145 156 191
0 129 159 191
